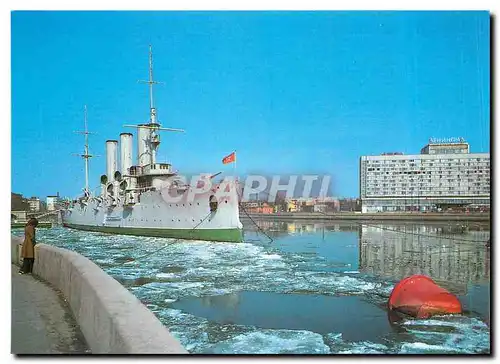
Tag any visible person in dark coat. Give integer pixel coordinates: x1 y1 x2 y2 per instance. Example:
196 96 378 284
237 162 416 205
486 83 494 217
20 218 38 274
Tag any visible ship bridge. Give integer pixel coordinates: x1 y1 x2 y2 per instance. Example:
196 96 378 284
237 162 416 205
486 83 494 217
127 163 177 193
128 163 174 177
144 163 173 175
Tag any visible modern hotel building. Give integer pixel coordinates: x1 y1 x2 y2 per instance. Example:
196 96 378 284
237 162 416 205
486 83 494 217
359 139 490 213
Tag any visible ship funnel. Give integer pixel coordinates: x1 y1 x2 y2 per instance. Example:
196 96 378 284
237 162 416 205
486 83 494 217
137 125 151 167
106 140 118 182
120 132 133 175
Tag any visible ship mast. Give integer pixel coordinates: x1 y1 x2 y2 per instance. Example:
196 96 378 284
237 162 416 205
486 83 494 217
140 44 161 125
139 45 162 164
74 105 94 195
127 45 184 167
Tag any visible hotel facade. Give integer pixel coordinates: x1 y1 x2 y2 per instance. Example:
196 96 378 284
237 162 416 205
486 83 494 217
359 139 490 213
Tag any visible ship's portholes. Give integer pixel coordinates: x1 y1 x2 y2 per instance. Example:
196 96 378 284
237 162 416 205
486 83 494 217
209 195 218 212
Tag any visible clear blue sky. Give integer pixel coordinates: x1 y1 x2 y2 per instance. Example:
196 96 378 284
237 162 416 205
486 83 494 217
11 11 490 199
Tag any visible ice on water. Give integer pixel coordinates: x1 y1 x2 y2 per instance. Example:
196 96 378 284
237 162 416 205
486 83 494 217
202 329 331 354
13 227 490 354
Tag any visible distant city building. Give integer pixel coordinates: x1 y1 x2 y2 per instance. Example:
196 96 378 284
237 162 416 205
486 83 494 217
46 195 59 211
286 197 339 212
242 202 259 209
359 139 490 213
313 204 327 213
244 202 274 214
339 198 362 212
11 210 28 222
287 199 299 212
28 197 41 212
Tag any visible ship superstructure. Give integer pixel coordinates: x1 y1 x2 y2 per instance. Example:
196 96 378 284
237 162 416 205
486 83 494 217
62 46 243 242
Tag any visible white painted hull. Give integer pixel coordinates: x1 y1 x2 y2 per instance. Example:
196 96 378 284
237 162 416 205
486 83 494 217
62 181 243 242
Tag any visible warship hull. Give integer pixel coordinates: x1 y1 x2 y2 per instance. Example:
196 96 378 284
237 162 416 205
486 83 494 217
62 183 243 242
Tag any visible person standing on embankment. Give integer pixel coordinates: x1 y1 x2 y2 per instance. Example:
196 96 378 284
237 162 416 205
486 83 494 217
19 218 38 274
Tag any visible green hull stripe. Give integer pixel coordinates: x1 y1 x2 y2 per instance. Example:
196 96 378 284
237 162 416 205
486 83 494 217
64 223 243 243
11 222 53 228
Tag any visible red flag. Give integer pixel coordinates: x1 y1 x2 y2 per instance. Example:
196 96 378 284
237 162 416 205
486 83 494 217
222 151 236 164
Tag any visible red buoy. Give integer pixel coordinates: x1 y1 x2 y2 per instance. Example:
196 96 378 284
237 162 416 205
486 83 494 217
388 275 462 319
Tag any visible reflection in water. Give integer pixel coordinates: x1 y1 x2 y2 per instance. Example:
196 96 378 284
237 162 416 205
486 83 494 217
358 224 490 295
246 219 490 296
201 293 240 310
247 219 359 237
173 291 391 342
245 219 490 323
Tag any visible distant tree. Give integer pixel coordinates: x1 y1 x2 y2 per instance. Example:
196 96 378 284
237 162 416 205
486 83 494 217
11 192 29 211
39 201 47 212
355 199 362 212
275 191 287 212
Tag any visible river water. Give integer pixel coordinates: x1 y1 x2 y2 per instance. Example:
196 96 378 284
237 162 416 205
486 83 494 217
12 219 490 354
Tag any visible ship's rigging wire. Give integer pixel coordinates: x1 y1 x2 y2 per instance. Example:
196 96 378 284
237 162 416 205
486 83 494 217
115 210 214 267
33 209 63 220
235 181 274 244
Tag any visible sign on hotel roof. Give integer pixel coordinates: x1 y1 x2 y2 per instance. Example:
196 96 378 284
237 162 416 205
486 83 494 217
429 137 466 144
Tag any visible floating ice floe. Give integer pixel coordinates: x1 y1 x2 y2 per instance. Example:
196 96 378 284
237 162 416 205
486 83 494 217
202 329 331 354
399 315 490 354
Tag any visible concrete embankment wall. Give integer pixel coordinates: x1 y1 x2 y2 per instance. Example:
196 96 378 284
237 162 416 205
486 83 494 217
241 212 490 222
11 236 187 354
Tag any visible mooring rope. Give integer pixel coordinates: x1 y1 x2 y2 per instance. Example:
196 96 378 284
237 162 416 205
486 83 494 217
116 210 214 267
235 182 274 244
